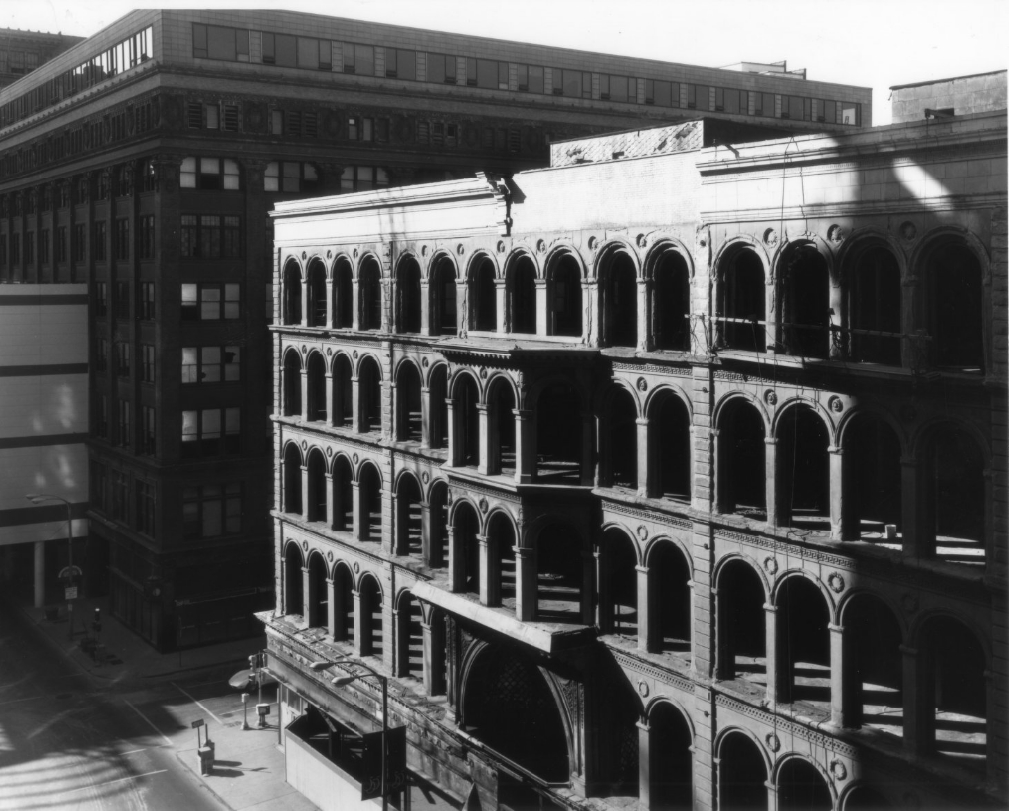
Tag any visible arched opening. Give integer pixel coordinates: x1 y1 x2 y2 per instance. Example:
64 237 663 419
306 353 327 422
926 242 984 372
716 399 765 518
487 378 516 475
535 523 583 623
332 563 354 642
462 645 569 783
780 244 830 358
453 501 480 596
718 732 767 810
597 667 640 794
283 350 302 418
850 246 901 365
428 481 449 569
283 444 303 516
430 257 457 336
358 575 383 657
284 543 304 616
282 262 302 326
844 785 892 810
428 364 449 449
776 406 830 531
649 541 691 654
601 250 638 347
842 594 903 734
332 456 354 531
486 512 516 608
453 374 480 467
651 247 690 351
777 759 832 811
715 559 766 682
396 256 421 334
919 615 987 766
469 256 497 331
649 702 693 810
649 390 690 500
925 425 986 564
427 608 447 696
609 386 638 489
509 254 536 334
534 383 582 483
548 254 582 337
599 528 637 637
358 463 382 542
395 472 423 557
716 247 765 351
306 260 327 327
359 257 382 331
333 257 354 328
307 553 328 627
332 354 353 428
306 449 327 523
358 357 382 433
395 361 422 442
397 592 423 680
842 414 902 543
775 577 830 706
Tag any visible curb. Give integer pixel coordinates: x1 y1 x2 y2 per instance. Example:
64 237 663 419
176 749 236 811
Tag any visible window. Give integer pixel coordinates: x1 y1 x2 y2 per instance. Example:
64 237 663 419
262 32 297 67
40 229 49 264
182 483 241 538
141 344 156 383
341 166 389 192
193 24 250 62
600 74 636 103
181 345 241 383
140 406 156 455
94 281 108 317
139 215 155 259
117 399 131 447
93 221 106 261
841 102 860 125
427 52 457 84
348 116 374 141
55 226 67 262
58 183 70 208
97 394 108 438
73 223 86 262
516 63 545 93
111 469 128 520
385 48 416 80
187 101 219 129
342 43 374 75
180 157 240 190
114 281 130 319
141 160 157 192
264 161 321 194
25 232 34 265
115 218 130 261
181 407 241 457
181 283 241 320
115 342 130 377
136 479 156 536
180 215 242 258
96 338 108 372
558 69 591 98
140 282 155 319
91 462 107 512
10 233 19 265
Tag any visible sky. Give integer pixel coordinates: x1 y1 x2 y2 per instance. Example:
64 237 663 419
2 0 1005 126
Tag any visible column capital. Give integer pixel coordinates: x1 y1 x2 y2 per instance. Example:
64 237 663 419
764 437 778 446
635 564 649 575
828 622 844 633
828 445 843 455
763 603 778 614
899 644 918 657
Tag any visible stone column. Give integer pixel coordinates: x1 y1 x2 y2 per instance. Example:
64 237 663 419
477 404 491 475
420 386 431 448
300 274 309 327
445 400 458 466
353 590 364 655
636 417 650 497
765 781 778 811
515 546 536 621
351 376 362 432
829 282 844 360
300 465 310 520
301 566 312 628
478 534 494 605
764 437 778 527
637 716 652 810
325 278 334 329
637 279 649 352
514 409 534 484
420 501 432 564
421 618 436 695
325 473 335 529
34 540 44 609
325 372 334 427
300 368 309 421
711 428 724 512
594 548 609 631
829 622 846 727
351 482 363 540
327 577 338 639
535 279 548 336
829 446 844 540
352 278 361 331
764 603 778 705
495 279 507 333
636 564 651 652
447 527 462 591
454 283 467 338
420 281 431 335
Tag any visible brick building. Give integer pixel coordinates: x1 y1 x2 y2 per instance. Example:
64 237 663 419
0 27 82 88
0 9 870 649
264 103 1006 808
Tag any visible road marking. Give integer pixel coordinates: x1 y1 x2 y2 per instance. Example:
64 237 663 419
119 747 151 755
123 699 174 747
171 681 226 726
60 769 168 796
0 694 49 708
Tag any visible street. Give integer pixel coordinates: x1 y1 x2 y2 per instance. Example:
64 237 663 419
0 604 272 811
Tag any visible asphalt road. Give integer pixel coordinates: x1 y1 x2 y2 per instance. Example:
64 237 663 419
0 605 232 811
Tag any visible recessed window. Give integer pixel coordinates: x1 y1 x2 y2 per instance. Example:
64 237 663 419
427 52 457 84
265 161 319 193
183 482 241 538
342 43 374 75
180 157 240 190
341 166 389 192
181 345 242 383
181 407 241 457
141 344 156 383
181 283 241 320
180 214 242 258
140 406 156 455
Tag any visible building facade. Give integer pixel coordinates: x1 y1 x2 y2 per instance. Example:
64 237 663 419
264 108 1007 810
0 9 869 649
0 28 82 88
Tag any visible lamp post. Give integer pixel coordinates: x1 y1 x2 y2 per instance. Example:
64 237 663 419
26 493 74 639
310 659 389 811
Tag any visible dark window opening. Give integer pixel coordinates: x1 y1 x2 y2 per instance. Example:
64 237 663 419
842 415 902 541
283 351 302 417
332 259 354 329
509 255 536 334
487 380 515 475
454 374 480 467
430 258 457 336
927 243 984 371
926 426 985 563
719 732 767 810
454 502 480 595
306 353 327 422
283 445 303 516
649 543 691 654
282 263 302 325
332 457 354 533
395 474 423 557
428 365 449 450
470 257 497 331
396 593 423 680
548 254 582 337
358 464 382 543
599 529 637 636
396 362 422 442
603 251 637 347
850 247 901 365
777 758 832 811
358 358 382 433
396 257 421 333
359 258 382 331
776 406 830 530
535 524 583 623
775 577 830 705
358 575 383 656
306 451 327 523
648 704 693 810
332 355 353 428
306 262 327 327
650 391 691 501
609 386 638 489
283 542 304 614
651 249 690 350
716 399 765 517
535 384 582 483
781 245 830 358
716 249 765 351
842 595 903 731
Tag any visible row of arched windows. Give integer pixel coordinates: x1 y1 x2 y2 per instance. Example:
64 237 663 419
282 231 987 371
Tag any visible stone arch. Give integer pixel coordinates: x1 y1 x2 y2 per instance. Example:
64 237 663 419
714 393 769 517
485 508 518 607
644 695 695 809
394 469 423 557
305 257 328 327
331 253 355 329
357 354 383 433
504 248 540 336
357 252 383 331
838 407 905 541
908 225 991 285
772 570 834 705
305 446 328 523
306 549 329 628
305 350 327 422
357 460 383 542
283 540 305 616
467 250 499 332
713 236 770 353
450 369 481 467
773 399 835 530
485 373 517 475
394 358 423 442
426 361 449 449
598 525 641 636
713 554 770 681
394 252 423 334
428 252 459 337
331 560 355 642
544 246 585 337
356 572 384 657
282 348 303 418
645 384 693 501
281 257 303 326
774 237 835 358
281 441 303 515
596 240 642 348
395 588 424 680
331 453 354 531
773 754 837 810
838 232 904 365
644 536 692 654
602 381 641 489
450 497 481 595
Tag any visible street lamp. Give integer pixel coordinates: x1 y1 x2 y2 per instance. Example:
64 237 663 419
26 493 75 639
310 659 390 811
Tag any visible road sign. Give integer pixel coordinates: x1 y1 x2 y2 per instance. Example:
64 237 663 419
58 565 83 580
64 586 78 600
191 719 205 729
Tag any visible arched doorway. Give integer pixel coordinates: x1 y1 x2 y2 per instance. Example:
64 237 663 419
925 242 984 371
777 758 832 811
453 501 480 595
651 247 690 351
599 528 637 637
358 463 382 542
453 374 480 467
358 357 382 433
333 257 354 328
396 361 422 442
509 254 536 334
649 541 691 653
397 591 423 680
307 552 328 628
306 448 327 523
428 481 449 568
332 562 354 642
395 472 423 557
396 256 421 334
780 244 830 358
535 383 582 483
842 594 902 733
715 247 765 351
332 455 353 532
718 731 767 810
775 577 830 706
469 256 497 331
487 378 516 475
925 425 985 564
358 575 383 657
776 406 830 531
716 398 765 518
282 262 302 325
332 354 353 427
548 254 582 337
284 542 304 616
842 414 901 542
283 350 302 417
649 390 691 501
609 386 638 489
649 702 692 810
359 257 382 331
601 250 638 347
306 352 326 421
283 444 303 516
430 257 457 336
715 559 766 682
849 246 901 365
535 523 583 623
306 259 327 327
428 364 449 449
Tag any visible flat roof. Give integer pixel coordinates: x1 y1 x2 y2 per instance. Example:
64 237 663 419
890 69 1006 90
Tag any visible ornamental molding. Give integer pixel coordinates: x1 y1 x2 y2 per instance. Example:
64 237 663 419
611 649 694 695
611 362 692 377
598 499 692 531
